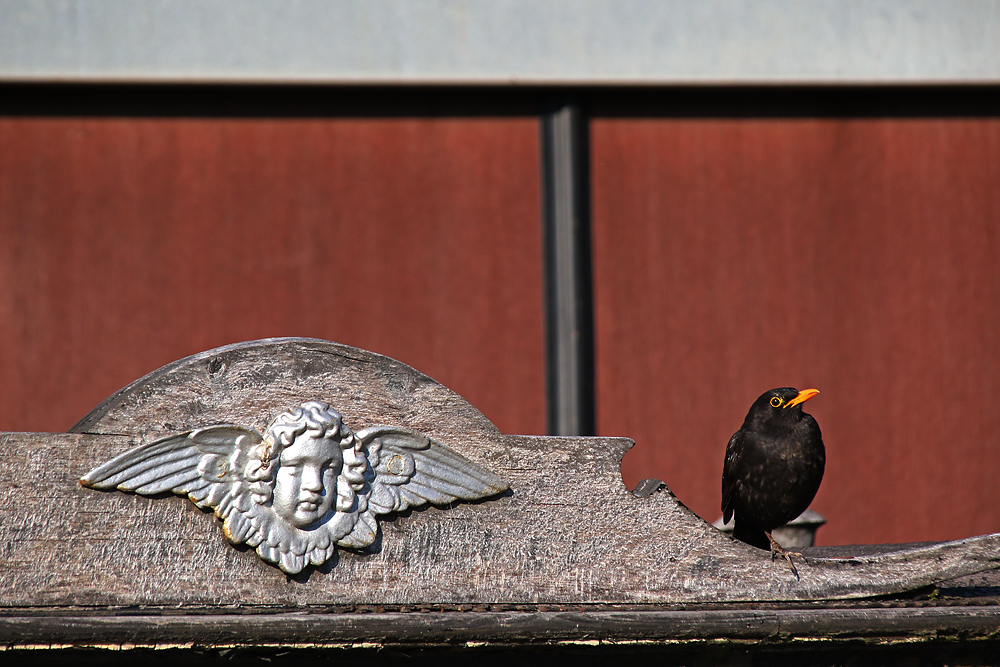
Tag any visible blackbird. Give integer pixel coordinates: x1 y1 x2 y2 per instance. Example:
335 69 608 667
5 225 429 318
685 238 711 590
722 387 824 576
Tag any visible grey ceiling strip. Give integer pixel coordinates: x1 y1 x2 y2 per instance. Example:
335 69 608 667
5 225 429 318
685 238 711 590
2 0 998 85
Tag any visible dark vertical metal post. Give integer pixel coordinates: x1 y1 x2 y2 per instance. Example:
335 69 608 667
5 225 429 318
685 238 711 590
541 98 595 436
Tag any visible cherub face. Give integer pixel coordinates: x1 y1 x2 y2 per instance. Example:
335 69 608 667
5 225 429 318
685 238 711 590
271 432 343 528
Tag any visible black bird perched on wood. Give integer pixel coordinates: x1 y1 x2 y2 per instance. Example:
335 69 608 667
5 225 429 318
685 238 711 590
722 387 824 576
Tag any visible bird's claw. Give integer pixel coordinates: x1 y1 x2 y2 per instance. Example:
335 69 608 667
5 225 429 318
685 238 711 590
766 532 803 578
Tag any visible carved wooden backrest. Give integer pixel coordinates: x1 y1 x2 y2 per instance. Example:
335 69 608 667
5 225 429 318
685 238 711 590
3 338 1000 607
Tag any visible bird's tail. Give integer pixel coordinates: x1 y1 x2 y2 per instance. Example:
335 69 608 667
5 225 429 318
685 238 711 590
732 518 770 550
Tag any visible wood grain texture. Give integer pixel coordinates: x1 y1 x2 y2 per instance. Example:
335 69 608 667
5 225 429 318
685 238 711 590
70 337 506 453
3 607 1000 646
3 339 1000 607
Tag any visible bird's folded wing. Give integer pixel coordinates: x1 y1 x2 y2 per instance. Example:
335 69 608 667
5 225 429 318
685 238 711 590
721 430 742 523
358 426 509 515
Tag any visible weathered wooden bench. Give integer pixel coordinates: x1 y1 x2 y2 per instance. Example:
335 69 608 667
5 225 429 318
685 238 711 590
3 338 1000 663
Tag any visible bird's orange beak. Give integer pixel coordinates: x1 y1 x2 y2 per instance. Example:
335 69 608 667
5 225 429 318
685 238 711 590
784 388 819 409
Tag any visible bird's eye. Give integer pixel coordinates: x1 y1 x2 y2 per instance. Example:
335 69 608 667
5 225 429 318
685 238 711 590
770 396 783 407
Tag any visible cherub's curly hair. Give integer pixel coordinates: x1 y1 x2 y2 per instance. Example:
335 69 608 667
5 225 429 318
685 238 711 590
245 401 369 511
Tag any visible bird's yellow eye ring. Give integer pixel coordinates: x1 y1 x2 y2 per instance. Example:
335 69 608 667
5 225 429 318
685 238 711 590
770 396 783 408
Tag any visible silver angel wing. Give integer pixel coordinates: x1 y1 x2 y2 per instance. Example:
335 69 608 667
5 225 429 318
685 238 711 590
359 427 510 515
80 426 266 545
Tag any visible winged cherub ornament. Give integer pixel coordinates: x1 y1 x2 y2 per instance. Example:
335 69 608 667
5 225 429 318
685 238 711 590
81 401 509 574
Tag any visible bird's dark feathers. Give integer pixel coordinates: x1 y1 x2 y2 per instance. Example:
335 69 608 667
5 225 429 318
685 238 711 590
721 387 824 551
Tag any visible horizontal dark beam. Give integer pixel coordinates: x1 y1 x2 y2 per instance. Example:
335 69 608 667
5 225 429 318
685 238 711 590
2 84 999 119
2 606 1000 646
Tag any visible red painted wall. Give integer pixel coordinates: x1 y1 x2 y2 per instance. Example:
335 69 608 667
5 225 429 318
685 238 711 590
592 117 1000 545
0 116 546 436
4 110 999 547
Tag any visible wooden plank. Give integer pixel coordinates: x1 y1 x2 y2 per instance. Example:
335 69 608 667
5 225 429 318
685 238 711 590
3 607 1000 646
3 339 1000 608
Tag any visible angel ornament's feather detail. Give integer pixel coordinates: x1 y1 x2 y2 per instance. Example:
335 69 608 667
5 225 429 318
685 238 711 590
80 401 509 574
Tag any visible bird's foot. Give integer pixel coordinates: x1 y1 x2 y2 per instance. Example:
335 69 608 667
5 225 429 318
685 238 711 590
766 532 803 578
